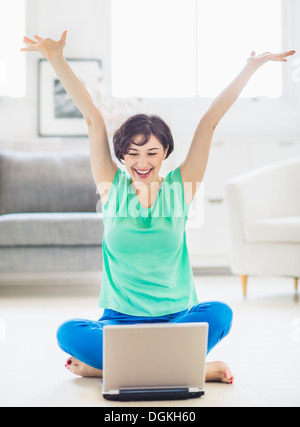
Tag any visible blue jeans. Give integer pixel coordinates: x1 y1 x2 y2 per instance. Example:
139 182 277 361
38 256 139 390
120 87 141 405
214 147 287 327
57 301 233 370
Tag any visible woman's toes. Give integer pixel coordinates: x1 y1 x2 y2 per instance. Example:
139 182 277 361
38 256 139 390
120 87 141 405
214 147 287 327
66 357 72 366
64 357 103 378
223 367 234 384
65 357 79 372
226 368 234 384
205 361 234 384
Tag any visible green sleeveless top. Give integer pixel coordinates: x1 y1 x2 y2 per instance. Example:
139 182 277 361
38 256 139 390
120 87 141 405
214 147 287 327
98 166 198 316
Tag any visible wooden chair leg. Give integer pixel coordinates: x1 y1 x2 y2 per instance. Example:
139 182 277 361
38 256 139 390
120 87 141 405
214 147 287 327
294 278 299 293
240 275 248 298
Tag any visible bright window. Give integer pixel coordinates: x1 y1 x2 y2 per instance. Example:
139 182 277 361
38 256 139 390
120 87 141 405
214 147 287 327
197 0 282 98
0 0 26 97
111 0 196 98
111 0 282 98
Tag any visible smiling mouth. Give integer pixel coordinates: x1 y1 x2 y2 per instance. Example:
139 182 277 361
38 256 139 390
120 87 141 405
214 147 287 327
133 168 153 178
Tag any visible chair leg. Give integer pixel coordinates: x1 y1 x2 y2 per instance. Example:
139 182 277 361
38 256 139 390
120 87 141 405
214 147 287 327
294 278 299 293
240 275 248 298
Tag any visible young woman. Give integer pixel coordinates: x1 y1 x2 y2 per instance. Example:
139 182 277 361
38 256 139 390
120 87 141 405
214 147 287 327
21 31 294 384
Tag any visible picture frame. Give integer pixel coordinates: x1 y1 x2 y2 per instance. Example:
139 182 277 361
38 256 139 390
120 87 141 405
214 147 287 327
38 58 102 137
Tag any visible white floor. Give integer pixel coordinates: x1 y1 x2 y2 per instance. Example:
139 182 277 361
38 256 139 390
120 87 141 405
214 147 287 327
0 275 300 407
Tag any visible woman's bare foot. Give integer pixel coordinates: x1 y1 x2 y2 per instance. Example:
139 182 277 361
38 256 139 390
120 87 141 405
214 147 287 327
65 357 103 378
205 361 234 384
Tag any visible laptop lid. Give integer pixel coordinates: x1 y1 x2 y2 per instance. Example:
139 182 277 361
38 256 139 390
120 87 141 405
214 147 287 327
102 322 208 396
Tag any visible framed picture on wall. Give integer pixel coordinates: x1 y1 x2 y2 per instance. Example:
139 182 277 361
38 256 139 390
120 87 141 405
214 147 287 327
38 58 102 137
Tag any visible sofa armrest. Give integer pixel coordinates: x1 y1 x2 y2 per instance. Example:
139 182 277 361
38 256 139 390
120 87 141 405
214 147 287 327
225 157 300 225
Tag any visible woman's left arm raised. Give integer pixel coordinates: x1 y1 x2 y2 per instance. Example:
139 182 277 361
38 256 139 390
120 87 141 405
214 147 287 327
180 50 295 205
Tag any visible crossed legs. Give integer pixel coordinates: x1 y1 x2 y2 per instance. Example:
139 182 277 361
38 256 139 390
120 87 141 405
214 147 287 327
57 301 234 383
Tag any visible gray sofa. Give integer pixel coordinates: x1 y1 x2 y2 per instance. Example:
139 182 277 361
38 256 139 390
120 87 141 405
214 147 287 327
0 150 103 274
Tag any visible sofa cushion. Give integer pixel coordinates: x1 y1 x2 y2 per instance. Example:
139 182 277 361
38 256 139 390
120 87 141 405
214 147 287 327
0 150 100 214
0 246 103 272
244 216 300 244
0 213 103 246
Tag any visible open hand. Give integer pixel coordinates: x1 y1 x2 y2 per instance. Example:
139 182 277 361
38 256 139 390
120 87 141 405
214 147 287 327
21 31 67 62
247 50 296 69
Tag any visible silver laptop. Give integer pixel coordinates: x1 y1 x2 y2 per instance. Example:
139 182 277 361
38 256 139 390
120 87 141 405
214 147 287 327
101 322 208 401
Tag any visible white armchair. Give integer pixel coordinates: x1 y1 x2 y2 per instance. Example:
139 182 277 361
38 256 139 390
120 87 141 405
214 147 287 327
225 157 300 297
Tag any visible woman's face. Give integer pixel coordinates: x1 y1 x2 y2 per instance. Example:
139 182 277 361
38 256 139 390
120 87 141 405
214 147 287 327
124 134 169 185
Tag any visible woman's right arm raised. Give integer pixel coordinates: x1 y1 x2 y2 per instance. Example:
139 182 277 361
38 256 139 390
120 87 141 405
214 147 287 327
21 31 118 190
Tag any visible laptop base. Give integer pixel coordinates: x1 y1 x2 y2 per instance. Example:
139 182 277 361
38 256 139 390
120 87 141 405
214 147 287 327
102 385 204 401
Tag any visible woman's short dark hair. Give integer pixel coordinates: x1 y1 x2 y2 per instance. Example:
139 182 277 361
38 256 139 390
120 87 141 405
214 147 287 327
113 114 174 164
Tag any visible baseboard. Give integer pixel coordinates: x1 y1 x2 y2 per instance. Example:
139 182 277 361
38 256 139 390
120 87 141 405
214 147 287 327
0 271 102 286
0 267 232 286
192 266 232 276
